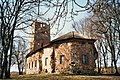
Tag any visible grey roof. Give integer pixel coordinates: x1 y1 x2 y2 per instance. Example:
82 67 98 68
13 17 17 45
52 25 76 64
52 31 95 42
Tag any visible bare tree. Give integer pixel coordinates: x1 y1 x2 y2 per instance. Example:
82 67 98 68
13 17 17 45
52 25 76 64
11 38 29 75
72 0 120 75
90 0 120 75
0 0 38 78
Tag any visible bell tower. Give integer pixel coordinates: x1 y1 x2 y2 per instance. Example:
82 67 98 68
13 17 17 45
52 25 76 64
30 21 50 51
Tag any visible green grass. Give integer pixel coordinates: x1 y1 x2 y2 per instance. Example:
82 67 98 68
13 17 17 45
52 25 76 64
8 74 120 80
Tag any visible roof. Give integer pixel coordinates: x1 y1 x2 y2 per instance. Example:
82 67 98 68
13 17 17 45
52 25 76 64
52 31 96 42
26 31 96 58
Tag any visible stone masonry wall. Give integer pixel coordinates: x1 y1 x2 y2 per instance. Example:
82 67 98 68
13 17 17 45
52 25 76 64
26 39 97 74
42 47 53 73
54 40 97 74
26 51 42 74
55 43 72 73
70 41 96 74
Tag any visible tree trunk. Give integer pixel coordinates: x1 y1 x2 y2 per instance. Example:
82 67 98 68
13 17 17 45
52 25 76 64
113 53 119 75
97 57 101 74
0 66 4 79
18 62 23 75
1 51 8 79
103 55 107 68
111 40 119 75
0 27 12 79
4 53 8 79
16 55 23 75
0 53 3 78
111 60 113 74
6 25 15 78
113 60 119 75
101 39 107 68
6 42 13 78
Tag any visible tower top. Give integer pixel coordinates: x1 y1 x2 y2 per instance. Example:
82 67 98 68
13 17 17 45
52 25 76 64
30 21 50 51
31 21 49 28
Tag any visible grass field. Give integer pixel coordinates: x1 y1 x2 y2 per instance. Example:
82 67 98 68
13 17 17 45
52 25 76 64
8 74 120 80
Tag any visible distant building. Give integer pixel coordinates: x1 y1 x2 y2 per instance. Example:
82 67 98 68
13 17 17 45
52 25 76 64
25 22 98 74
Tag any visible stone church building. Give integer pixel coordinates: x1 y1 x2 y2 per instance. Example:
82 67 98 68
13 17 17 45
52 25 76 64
25 22 98 74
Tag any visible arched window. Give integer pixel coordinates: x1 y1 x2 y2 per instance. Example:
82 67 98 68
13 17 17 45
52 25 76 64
45 58 48 66
60 55 64 64
32 61 33 68
35 60 37 67
29 63 30 69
